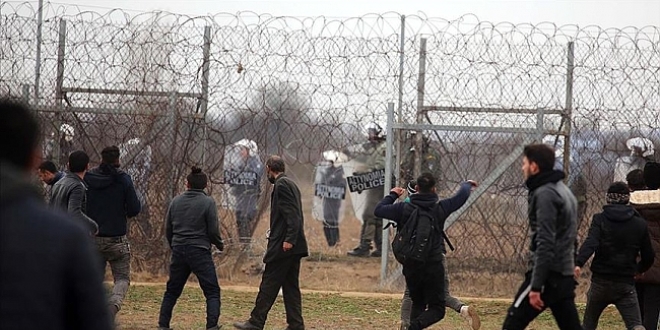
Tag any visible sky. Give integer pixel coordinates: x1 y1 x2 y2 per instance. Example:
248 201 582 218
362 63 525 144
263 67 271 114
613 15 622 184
10 0 660 29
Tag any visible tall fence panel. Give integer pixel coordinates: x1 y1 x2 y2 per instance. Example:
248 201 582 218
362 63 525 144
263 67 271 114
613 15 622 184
2 2 658 297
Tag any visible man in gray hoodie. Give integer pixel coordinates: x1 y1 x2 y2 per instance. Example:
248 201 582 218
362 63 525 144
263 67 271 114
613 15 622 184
158 167 224 330
50 150 99 235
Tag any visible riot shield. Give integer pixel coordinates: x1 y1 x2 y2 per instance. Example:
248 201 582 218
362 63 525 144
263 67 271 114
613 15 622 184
119 138 153 236
312 160 347 225
341 142 385 224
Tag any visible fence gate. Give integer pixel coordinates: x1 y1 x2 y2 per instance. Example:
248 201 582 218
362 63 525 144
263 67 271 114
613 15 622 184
380 38 575 287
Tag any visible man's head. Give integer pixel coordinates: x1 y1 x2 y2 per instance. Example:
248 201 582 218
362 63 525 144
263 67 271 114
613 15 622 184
626 169 646 191
68 150 89 173
365 122 382 142
0 98 41 171
607 181 630 205
522 144 556 180
186 166 208 190
265 155 285 184
101 146 121 167
37 160 58 184
415 173 436 194
406 180 417 195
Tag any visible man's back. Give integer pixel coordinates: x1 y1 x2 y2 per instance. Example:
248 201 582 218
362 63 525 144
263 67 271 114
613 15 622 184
85 164 140 237
0 164 111 330
166 190 221 249
581 204 654 281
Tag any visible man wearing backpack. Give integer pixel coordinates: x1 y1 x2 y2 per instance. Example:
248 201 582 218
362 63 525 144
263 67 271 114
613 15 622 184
375 173 477 330
502 144 582 330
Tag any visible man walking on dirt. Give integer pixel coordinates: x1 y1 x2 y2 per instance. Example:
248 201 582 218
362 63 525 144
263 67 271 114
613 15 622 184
85 145 141 321
502 144 582 330
234 155 309 330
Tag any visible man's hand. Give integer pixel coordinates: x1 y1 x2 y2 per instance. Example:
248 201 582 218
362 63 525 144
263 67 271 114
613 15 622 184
467 180 479 191
390 187 405 197
283 242 293 251
529 291 544 311
574 266 581 279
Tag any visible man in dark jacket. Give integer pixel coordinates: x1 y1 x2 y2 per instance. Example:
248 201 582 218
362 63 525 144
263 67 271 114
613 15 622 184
158 166 224 330
0 98 111 330
50 150 99 235
502 144 582 330
630 162 660 330
85 145 141 320
575 181 654 330
234 155 309 330
374 172 477 330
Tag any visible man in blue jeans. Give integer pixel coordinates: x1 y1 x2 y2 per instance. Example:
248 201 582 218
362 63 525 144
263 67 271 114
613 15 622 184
158 167 224 330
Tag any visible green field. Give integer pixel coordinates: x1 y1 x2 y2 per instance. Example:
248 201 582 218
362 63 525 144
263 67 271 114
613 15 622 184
117 284 626 330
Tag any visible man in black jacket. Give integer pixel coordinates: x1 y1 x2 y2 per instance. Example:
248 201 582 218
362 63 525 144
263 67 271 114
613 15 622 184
374 173 477 330
502 144 582 330
575 182 654 330
158 167 224 330
0 98 111 330
85 145 141 320
50 150 99 235
234 155 309 330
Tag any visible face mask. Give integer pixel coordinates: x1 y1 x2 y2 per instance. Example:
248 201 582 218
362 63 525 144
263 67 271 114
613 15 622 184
268 174 276 184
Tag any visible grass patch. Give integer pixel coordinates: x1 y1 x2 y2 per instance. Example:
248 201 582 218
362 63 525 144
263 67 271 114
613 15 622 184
117 284 626 329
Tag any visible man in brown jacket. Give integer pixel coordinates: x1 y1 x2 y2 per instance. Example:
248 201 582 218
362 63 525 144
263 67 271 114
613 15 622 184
629 161 660 330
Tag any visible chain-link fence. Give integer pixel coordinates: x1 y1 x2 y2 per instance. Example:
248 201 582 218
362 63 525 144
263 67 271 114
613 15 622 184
2 2 659 297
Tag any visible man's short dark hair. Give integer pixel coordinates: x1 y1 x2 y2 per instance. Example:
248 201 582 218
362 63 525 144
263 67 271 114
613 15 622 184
416 172 436 194
0 98 41 169
644 161 660 190
101 146 120 164
38 160 58 174
187 166 208 189
523 144 556 172
626 169 645 191
266 155 285 173
68 150 89 173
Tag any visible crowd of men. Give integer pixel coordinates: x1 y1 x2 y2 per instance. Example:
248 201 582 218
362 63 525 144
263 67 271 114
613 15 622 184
1 97 659 330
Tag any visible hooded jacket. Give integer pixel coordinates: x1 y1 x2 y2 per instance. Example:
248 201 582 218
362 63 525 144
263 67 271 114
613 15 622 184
0 162 111 330
576 203 654 283
374 182 472 262
630 189 660 284
525 170 578 292
84 164 141 237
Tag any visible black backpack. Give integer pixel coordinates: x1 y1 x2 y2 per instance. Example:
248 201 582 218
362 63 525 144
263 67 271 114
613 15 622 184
391 203 448 264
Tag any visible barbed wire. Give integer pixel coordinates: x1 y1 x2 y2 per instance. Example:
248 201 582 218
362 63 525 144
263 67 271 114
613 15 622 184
2 1 659 295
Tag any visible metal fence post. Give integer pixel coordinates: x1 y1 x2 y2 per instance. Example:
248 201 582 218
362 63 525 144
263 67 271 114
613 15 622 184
563 42 575 177
34 0 44 100
414 38 427 179
200 26 212 168
167 92 177 204
381 102 395 285
396 15 406 187
54 19 67 168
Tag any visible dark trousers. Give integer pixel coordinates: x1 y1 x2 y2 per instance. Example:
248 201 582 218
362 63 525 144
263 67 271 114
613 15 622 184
402 260 446 330
583 277 642 330
249 256 304 330
158 245 221 329
636 282 660 330
502 271 582 330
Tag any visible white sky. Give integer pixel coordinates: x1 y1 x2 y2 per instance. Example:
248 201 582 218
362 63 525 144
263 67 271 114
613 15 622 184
12 0 660 29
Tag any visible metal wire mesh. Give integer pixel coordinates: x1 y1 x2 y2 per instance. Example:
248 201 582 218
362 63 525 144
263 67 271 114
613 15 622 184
2 2 659 296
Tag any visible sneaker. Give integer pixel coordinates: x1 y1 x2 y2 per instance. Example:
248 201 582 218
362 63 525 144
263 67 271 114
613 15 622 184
399 322 410 330
347 246 370 257
460 305 481 330
233 320 261 330
370 249 382 257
